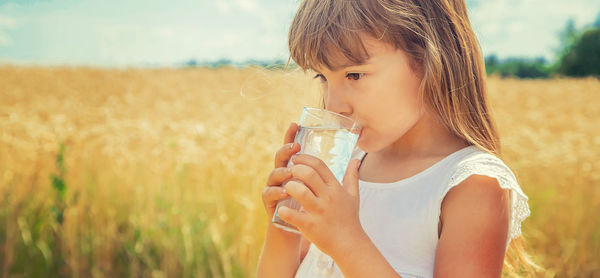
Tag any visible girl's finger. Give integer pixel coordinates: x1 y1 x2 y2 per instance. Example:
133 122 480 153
341 159 361 197
277 205 311 231
290 154 338 186
274 142 301 168
283 122 299 144
262 185 289 202
289 164 327 197
284 180 321 213
266 167 293 186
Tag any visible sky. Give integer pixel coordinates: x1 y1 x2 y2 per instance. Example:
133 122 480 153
0 0 598 68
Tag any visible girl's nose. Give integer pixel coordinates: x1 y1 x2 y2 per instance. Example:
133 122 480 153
324 85 352 117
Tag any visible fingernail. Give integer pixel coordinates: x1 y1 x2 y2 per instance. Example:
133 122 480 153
289 143 295 150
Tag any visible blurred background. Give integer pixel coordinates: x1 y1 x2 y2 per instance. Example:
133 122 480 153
0 0 599 277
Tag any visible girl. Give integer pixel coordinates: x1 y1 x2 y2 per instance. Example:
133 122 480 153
257 0 540 277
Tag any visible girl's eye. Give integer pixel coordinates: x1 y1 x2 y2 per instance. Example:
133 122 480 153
346 73 364 81
313 73 327 82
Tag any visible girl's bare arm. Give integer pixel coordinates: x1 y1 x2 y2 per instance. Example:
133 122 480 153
434 175 510 277
330 229 403 278
256 225 303 278
257 123 306 278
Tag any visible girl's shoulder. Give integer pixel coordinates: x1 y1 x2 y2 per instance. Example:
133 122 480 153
440 146 530 247
444 146 521 195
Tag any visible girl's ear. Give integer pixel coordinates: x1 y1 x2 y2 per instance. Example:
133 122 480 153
410 58 426 80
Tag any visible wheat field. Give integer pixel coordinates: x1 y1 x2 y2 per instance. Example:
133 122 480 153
0 65 598 277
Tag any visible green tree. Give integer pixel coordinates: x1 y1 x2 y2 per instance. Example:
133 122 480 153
484 55 550 79
558 28 600 77
484 54 499 75
556 18 578 59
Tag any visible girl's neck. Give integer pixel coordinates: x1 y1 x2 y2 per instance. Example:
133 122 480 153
377 112 468 161
359 112 469 184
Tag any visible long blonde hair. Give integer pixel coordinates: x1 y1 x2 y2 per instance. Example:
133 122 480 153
288 0 541 275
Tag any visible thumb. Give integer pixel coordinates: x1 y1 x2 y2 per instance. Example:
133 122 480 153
342 159 361 197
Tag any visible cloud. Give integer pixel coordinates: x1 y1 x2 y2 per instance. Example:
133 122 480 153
235 0 258 13
0 15 16 27
467 0 600 60
0 15 16 46
4 0 595 67
214 0 232 15
214 0 258 15
0 33 11 46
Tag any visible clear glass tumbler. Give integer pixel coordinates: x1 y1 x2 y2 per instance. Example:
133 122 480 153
271 107 361 274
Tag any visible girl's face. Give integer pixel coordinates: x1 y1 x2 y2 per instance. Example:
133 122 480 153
312 36 426 154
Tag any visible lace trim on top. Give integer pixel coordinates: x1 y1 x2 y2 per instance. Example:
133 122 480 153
443 155 531 247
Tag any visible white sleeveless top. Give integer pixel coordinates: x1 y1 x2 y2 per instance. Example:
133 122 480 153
294 145 530 278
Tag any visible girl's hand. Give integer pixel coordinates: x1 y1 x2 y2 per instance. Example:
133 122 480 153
277 154 365 258
261 122 301 220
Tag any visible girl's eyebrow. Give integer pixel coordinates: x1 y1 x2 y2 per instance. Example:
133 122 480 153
329 61 370 72
312 61 371 73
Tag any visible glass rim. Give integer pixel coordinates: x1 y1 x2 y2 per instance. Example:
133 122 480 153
302 106 361 129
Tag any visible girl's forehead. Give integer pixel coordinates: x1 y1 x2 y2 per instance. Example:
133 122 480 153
360 35 397 54
313 52 360 72
313 37 396 72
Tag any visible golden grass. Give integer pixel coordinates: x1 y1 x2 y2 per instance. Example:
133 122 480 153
0 66 598 277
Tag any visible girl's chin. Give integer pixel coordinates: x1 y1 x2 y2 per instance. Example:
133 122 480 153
357 130 384 154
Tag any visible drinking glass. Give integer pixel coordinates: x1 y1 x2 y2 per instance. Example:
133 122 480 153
272 107 361 274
